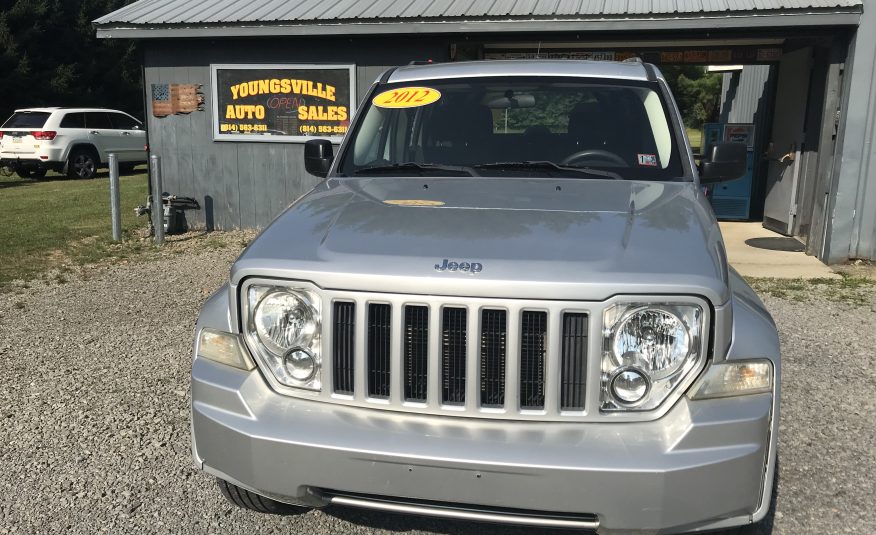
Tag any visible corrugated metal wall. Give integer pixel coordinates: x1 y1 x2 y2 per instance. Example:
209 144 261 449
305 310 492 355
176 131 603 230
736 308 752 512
720 66 772 124
827 1 876 262
143 37 450 230
718 65 775 221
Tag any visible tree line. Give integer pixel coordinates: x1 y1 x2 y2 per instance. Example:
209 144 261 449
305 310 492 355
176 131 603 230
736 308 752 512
0 0 141 123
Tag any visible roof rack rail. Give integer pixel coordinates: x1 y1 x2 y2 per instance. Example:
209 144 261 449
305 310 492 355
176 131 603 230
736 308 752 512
622 57 643 64
408 60 436 65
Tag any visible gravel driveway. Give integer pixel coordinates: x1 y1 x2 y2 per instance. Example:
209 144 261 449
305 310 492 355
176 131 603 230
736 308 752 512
1 235 873 534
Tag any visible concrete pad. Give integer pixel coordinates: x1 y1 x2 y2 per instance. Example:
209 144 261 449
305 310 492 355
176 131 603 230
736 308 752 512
719 222 840 279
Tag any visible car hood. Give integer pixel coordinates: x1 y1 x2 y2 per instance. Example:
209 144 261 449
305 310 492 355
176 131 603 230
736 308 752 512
232 177 730 304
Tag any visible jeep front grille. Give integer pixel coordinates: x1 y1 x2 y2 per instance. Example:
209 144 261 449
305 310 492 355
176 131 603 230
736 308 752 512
479 309 507 407
332 301 356 395
325 293 592 420
367 303 392 398
403 305 429 402
520 311 547 410
441 307 468 405
560 313 589 410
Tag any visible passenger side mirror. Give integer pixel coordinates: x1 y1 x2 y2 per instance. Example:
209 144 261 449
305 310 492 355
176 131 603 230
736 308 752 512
304 139 334 178
699 142 747 184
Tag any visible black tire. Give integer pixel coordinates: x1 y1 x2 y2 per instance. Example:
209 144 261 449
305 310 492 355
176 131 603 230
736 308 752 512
67 148 98 179
16 168 33 179
30 168 47 179
217 478 309 515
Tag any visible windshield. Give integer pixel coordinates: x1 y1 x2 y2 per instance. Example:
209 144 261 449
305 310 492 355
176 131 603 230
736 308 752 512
338 76 686 180
2 111 51 129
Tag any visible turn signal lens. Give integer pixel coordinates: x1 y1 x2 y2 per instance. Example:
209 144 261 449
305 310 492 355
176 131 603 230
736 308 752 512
197 328 255 370
689 360 773 400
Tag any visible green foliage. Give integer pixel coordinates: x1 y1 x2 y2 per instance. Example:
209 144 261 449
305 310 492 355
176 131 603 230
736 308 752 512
0 0 141 122
661 65 723 128
499 92 583 133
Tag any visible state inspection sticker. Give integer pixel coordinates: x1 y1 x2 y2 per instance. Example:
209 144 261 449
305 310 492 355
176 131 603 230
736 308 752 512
637 154 658 167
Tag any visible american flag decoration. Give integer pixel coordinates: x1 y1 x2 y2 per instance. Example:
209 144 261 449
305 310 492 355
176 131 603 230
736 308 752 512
152 84 172 117
152 83 204 117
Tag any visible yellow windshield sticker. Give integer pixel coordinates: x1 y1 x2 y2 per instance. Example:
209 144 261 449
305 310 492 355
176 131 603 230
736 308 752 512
373 87 441 108
383 199 445 207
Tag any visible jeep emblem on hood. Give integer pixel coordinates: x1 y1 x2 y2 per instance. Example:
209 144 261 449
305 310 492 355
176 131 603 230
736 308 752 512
435 259 483 273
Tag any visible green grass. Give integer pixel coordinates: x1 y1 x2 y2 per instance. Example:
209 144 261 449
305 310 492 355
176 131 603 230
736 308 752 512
745 274 876 306
0 171 149 286
686 127 703 153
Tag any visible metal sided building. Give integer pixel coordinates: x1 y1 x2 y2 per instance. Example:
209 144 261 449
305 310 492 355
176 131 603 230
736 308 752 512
94 0 876 264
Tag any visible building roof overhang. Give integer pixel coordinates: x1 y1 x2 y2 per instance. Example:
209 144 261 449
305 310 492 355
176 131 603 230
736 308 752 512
94 0 863 39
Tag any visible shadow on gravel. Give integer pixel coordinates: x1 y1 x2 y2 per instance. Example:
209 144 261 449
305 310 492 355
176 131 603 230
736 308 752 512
321 487 777 535
322 505 583 534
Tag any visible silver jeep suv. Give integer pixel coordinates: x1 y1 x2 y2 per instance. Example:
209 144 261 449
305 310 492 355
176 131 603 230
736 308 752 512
191 60 779 534
0 107 146 179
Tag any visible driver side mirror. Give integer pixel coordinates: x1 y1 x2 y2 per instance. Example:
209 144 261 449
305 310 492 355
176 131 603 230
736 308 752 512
699 142 747 184
304 139 334 178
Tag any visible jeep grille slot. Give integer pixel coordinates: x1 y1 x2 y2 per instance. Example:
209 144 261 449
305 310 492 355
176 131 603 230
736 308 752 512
332 301 356 395
441 307 468 405
520 311 547 410
480 309 507 407
404 305 429 402
367 303 392 398
560 313 588 410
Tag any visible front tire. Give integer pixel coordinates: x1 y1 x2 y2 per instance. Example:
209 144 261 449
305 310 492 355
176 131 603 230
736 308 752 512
67 149 98 179
217 478 309 515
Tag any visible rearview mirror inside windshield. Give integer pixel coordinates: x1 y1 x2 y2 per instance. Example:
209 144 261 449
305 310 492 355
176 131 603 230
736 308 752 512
487 93 535 109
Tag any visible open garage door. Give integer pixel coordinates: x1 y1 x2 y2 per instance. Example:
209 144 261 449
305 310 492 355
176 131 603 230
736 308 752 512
763 47 813 235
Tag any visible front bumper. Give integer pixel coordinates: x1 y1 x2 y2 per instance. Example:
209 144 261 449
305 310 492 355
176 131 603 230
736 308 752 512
192 356 774 534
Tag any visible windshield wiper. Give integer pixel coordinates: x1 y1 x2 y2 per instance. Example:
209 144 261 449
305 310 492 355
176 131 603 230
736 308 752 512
474 161 622 180
353 162 478 177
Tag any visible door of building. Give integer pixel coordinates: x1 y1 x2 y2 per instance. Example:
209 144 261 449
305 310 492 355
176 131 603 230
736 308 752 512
763 47 813 235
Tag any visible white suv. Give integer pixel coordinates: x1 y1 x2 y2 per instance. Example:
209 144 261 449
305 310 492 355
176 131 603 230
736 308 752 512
0 107 147 179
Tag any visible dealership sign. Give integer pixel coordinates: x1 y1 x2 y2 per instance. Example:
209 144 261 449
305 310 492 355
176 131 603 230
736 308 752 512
210 64 355 143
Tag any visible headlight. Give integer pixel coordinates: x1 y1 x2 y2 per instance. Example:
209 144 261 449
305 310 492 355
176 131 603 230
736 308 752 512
245 285 322 391
602 303 703 411
254 291 319 354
